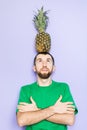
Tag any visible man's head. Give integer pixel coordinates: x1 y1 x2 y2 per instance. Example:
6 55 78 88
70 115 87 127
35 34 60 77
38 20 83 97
33 52 55 79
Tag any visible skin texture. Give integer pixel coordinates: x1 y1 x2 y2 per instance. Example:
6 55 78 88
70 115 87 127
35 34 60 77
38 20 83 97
16 54 75 127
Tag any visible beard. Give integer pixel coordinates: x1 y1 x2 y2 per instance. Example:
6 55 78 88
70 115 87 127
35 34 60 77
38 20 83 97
37 71 52 79
35 66 53 79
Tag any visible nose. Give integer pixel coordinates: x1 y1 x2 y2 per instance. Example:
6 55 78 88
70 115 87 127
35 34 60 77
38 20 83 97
42 61 47 66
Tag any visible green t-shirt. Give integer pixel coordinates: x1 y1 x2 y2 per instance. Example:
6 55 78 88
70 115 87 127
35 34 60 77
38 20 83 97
16 80 78 130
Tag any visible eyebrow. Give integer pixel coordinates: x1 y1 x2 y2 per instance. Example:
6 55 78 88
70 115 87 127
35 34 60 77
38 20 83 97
47 58 52 61
36 58 42 60
36 57 52 61
36 58 42 62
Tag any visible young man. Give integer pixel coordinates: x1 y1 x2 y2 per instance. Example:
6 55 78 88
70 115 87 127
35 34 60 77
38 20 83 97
16 52 78 130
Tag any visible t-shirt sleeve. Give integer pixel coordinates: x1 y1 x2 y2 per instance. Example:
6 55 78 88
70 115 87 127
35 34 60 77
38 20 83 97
62 83 78 115
16 86 31 113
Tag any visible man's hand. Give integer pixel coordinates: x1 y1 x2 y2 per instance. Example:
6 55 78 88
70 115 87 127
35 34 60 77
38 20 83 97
17 95 75 114
51 95 75 114
17 95 75 126
17 97 38 112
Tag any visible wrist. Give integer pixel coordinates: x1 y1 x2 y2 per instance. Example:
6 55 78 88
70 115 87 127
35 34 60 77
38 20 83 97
49 106 56 114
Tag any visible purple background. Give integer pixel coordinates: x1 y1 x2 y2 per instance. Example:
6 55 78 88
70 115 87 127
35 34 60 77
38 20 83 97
0 0 87 130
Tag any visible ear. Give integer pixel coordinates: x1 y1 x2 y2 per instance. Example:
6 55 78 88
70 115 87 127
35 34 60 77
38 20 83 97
33 66 36 72
53 65 56 72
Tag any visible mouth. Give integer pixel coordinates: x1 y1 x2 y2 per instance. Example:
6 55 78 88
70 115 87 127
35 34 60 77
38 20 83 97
41 68 49 71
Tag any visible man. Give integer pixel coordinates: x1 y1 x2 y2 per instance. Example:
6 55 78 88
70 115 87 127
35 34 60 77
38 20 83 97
16 52 78 130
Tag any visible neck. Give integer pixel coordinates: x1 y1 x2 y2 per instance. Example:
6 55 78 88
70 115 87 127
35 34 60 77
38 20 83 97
37 76 52 87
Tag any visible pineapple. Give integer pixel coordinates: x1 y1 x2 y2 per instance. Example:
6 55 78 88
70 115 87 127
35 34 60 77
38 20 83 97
33 7 51 52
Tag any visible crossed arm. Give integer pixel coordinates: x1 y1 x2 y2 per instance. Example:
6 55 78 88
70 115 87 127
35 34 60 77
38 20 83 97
16 96 75 127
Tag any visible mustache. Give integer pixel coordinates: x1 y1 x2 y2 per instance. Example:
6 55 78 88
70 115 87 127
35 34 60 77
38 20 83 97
41 67 49 70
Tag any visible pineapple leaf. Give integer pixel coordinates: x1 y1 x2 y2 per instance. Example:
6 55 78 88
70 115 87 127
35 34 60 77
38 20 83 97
33 7 49 32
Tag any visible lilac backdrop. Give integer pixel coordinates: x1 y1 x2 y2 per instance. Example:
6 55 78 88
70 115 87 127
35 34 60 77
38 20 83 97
0 0 87 130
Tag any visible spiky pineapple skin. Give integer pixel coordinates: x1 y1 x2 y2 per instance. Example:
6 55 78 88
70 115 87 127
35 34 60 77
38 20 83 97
35 32 51 52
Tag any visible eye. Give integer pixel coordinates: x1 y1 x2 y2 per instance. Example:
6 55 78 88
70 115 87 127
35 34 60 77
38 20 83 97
47 58 51 63
36 58 42 63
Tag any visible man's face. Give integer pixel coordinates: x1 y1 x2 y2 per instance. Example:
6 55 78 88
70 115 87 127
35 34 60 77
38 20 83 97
33 54 55 79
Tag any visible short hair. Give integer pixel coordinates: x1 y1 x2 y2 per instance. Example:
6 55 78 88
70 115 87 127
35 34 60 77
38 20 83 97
33 52 55 65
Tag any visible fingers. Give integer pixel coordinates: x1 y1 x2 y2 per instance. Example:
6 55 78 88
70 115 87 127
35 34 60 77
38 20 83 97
65 105 75 114
65 110 75 114
17 104 25 111
17 98 37 112
30 96 36 105
65 102 75 109
19 102 28 105
17 104 25 108
19 110 24 112
67 105 75 108
17 103 35 112
55 95 62 105
58 95 62 102
65 102 74 105
67 108 75 112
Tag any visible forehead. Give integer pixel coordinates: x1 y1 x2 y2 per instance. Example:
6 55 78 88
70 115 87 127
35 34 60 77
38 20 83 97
36 54 52 60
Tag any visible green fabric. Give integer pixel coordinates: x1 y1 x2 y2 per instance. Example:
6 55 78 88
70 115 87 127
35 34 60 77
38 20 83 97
16 80 78 130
